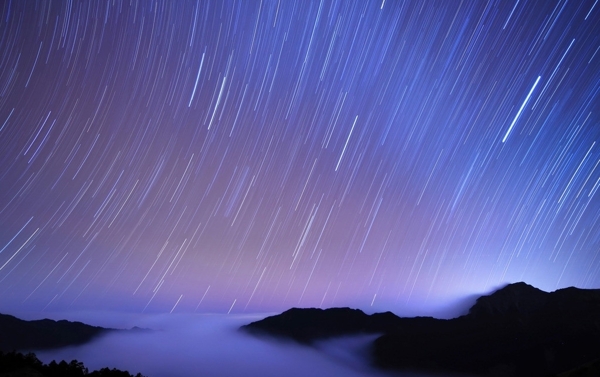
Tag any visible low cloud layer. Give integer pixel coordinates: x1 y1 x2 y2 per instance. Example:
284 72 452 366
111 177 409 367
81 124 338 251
33 313 436 377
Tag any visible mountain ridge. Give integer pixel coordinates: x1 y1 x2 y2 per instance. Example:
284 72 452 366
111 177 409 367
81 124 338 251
0 312 115 352
242 282 600 377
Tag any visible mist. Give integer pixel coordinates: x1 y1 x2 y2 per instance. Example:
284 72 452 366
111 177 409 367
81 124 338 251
30 313 440 377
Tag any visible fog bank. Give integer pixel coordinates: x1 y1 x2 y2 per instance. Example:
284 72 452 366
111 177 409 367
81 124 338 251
33 313 439 377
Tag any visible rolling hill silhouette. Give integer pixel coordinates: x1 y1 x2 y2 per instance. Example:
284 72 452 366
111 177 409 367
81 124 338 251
242 282 600 377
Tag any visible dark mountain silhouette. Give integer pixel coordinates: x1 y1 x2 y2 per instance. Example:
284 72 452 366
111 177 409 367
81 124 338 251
242 282 600 377
0 316 149 376
241 306 425 343
0 313 113 352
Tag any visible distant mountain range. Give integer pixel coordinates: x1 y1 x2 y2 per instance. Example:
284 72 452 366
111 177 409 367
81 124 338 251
0 313 114 352
242 282 600 377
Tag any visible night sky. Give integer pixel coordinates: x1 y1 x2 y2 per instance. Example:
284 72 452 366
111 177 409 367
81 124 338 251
1 0 599 316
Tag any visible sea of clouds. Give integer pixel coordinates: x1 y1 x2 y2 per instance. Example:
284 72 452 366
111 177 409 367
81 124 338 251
29 312 442 377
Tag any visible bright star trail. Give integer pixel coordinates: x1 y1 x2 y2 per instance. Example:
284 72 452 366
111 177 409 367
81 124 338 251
502 75 541 143
0 0 599 316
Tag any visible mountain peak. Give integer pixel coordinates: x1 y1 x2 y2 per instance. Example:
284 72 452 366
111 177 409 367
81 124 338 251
242 307 371 343
467 282 548 319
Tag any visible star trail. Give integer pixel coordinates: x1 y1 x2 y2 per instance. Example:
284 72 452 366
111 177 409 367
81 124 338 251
0 0 599 316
